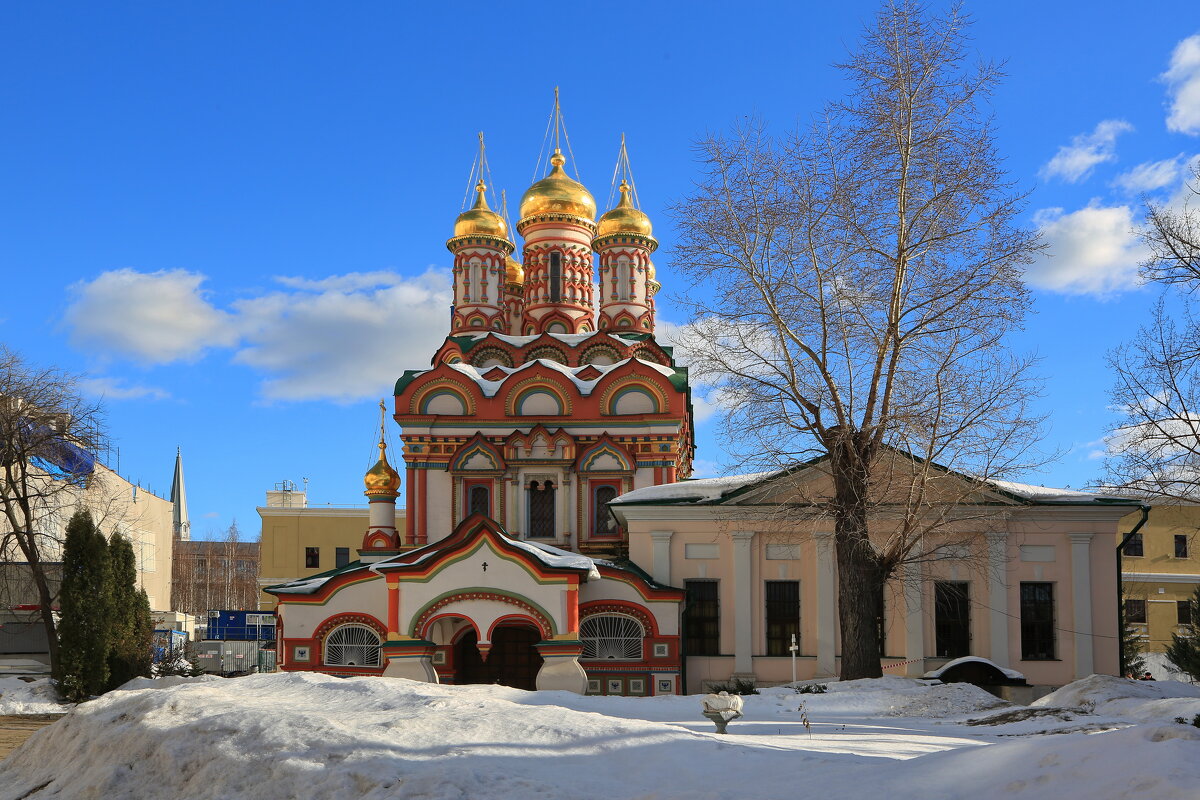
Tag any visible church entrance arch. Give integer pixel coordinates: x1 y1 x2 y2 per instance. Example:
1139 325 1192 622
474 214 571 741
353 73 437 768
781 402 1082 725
452 623 544 690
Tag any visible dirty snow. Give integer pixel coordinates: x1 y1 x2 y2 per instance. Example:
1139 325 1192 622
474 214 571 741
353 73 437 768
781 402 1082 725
4 673 1200 799
1033 674 1200 723
0 677 68 716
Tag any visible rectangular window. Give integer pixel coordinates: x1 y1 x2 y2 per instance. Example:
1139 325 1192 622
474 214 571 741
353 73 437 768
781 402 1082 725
684 579 720 656
335 547 350 569
1175 534 1189 559
305 547 320 569
549 252 562 303
1125 533 1144 557
526 479 556 538
590 481 621 538
1020 582 1056 660
1124 598 1147 624
876 592 887 655
935 581 971 659
465 480 492 519
1179 600 1194 626
765 580 800 656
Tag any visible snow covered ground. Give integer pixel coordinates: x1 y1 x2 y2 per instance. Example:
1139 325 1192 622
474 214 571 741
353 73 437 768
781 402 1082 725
1 673 1199 799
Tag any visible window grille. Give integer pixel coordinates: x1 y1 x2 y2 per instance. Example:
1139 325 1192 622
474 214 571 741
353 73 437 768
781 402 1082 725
323 624 381 667
1125 598 1147 624
1125 533 1144 557
527 480 556 538
1020 582 1055 660
549 253 562 303
581 614 643 660
684 580 720 655
469 485 490 517
592 485 619 536
765 581 799 656
934 582 971 659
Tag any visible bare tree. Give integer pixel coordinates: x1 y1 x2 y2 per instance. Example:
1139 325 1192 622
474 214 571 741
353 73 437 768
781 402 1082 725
0 347 107 671
1107 165 1200 498
671 2 1044 679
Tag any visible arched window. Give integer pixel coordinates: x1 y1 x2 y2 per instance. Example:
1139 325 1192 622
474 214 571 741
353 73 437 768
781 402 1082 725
323 624 381 667
592 484 619 537
527 479 556 538
468 484 490 517
549 252 562 303
616 257 631 302
580 614 644 660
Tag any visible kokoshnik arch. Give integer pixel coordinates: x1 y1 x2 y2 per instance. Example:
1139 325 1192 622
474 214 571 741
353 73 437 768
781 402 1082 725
266 117 693 695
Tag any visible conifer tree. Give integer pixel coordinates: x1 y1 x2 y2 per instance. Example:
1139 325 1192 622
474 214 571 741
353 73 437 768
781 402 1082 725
1166 585 1200 682
106 533 153 689
54 510 112 702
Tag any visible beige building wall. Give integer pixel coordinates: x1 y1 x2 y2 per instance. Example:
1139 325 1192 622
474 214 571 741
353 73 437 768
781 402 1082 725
257 490 405 610
624 503 1128 693
1119 505 1200 678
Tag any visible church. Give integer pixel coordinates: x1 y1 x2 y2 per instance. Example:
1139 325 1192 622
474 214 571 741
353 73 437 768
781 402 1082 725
266 116 1142 696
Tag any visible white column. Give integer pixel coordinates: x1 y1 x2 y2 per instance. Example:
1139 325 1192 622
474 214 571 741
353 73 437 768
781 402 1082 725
814 530 837 677
986 531 1010 667
903 560 925 677
650 530 674 586
1069 533 1095 678
731 530 756 676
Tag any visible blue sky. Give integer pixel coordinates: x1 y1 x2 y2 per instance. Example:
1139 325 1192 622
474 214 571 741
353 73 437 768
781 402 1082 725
2 2 1198 540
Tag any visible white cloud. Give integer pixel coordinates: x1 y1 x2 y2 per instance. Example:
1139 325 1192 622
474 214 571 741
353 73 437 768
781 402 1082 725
65 267 454 403
1024 204 1150 295
1040 119 1134 183
232 270 453 402
66 269 236 363
1112 155 1187 194
78 376 171 401
1164 33 1200 135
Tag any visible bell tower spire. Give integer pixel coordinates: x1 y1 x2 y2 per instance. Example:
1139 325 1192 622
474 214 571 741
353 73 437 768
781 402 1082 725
170 447 190 542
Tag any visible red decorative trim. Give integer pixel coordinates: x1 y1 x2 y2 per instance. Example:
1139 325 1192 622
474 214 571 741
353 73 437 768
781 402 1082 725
415 590 552 641
486 614 546 641
579 601 659 637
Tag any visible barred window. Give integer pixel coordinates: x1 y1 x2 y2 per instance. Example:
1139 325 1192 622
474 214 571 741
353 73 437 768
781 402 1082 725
765 581 799 656
1020 582 1055 660
580 614 644 661
323 624 381 667
685 580 720 656
1125 533 1144 557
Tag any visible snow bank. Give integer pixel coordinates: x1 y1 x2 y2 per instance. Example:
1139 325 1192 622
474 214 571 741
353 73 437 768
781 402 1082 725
1033 674 1200 724
0 677 69 716
114 674 226 692
3 673 1199 799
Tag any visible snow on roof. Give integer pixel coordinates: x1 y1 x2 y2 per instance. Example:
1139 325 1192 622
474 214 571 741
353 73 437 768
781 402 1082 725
364 528 601 580
613 469 1141 507
611 470 786 505
447 357 678 397
988 479 1137 504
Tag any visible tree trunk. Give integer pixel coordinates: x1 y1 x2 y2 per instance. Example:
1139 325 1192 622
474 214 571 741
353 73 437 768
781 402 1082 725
831 444 884 680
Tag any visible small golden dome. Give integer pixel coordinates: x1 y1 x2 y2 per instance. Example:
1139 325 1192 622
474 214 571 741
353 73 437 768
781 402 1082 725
596 181 652 238
519 150 596 221
647 260 656 280
364 442 401 493
454 181 508 239
505 255 524 284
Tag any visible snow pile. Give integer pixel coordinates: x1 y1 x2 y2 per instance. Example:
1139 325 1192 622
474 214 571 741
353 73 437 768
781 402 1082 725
0 677 69 716
3 673 1199 799
923 656 1025 681
1033 674 1200 724
114 674 226 692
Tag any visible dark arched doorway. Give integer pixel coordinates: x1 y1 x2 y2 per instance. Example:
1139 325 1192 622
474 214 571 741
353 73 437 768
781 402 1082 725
452 624 543 690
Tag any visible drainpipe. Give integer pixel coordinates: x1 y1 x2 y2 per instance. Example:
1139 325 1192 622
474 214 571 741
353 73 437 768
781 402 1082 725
1116 505 1150 676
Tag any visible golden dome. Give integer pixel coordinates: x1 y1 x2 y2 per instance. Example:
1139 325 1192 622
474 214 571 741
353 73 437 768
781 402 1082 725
364 442 401 493
647 260 657 280
596 181 652 238
454 181 508 239
505 255 524 285
519 150 596 221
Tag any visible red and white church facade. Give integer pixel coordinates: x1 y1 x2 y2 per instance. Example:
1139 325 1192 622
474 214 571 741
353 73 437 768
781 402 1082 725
266 140 694 695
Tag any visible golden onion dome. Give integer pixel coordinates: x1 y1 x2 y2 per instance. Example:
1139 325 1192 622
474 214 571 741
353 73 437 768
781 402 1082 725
364 442 401 493
505 255 524 285
647 260 657 280
519 150 596 221
596 181 652 238
454 181 508 239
